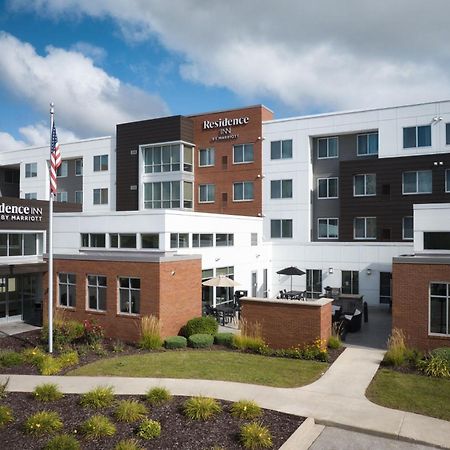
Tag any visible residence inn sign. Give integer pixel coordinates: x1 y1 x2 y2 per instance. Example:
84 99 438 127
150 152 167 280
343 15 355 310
0 197 48 231
202 116 250 142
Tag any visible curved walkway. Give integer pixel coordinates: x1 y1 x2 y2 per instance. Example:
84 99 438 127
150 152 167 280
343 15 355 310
1 347 449 449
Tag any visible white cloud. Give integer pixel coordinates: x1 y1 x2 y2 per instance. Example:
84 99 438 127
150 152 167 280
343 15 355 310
70 42 107 63
0 131 26 151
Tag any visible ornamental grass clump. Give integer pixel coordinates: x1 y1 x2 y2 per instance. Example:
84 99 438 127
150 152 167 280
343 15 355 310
81 414 116 439
240 421 273 449
0 377 9 399
38 355 63 376
80 385 115 408
0 350 24 367
0 405 13 427
115 399 148 423
44 433 80 450
233 319 265 352
139 315 163 350
32 383 63 402
418 353 450 378
183 396 222 420
24 410 63 435
230 400 262 420
145 387 172 406
115 439 144 450
383 328 407 367
136 418 161 440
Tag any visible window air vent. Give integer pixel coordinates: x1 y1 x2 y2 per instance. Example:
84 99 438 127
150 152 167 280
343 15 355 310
130 185 137 191
130 149 137 155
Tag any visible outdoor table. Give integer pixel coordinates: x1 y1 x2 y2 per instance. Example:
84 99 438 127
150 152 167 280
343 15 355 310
215 305 236 325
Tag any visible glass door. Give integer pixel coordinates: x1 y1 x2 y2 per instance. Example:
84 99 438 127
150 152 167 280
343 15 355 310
0 276 23 323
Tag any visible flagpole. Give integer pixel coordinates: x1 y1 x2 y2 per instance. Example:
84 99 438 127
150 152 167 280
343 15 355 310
48 102 54 354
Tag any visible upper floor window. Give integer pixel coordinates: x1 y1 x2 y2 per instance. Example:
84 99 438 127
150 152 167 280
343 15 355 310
233 182 254 201
403 125 431 148
75 191 83 204
271 179 293 199
233 144 254 164
183 146 193 172
318 137 338 159
4 169 19 184
271 139 292 160
141 233 159 249
216 233 234 246
93 188 108 205
424 232 450 250
402 170 432 194
87 275 107 311
184 181 193 209
143 144 180 173
429 283 450 335
119 277 140 315
402 216 413 240
446 169 450 192
318 218 338 239
354 217 376 240
56 191 68 203
170 233 189 249
58 273 76 308
357 133 378 156
199 148 215 167
94 154 109 171
199 184 215 203
25 193 37 200
25 163 37 178
446 123 450 145
56 160 68 177
144 181 180 209
317 177 338 199
354 174 376 196
81 233 106 248
110 233 136 249
270 219 293 238
75 159 83 176
193 233 214 247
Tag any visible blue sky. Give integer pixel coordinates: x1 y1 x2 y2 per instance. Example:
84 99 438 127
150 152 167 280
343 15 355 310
1 0 450 149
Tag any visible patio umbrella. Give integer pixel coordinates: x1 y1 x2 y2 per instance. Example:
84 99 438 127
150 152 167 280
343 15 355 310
202 275 241 287
276 266 305 291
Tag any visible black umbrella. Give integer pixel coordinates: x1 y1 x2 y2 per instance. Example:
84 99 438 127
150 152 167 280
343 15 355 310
276 266 306 291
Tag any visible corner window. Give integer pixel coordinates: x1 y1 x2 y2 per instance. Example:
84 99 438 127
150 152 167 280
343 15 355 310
233 144 254 164
233 182 254 201
270 219 293 238
93 188 108 205
317 178 338 199
119 277 140 315
56 160 68 177
429 283 450 335
318 218 338 239
402 170 432 194
402 217 413 240
144 181 180 209
403 125 431 148
87 275 107 311
93 155 109 171
357 133 378 156
184 181 193 208
183 146 193 172
317 137 338 159
199 184 215 203
270 179 293 199
143 144 180 173
170 233 189 248
354 174 376 196
25 163 37 178
199 148 215 167
354 217 376 240
58 273 76 308
270 140 292 159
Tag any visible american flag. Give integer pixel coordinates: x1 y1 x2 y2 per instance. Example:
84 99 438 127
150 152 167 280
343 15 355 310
50 121 61 195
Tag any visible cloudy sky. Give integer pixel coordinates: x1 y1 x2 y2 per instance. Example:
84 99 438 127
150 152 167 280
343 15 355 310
1 0 450 150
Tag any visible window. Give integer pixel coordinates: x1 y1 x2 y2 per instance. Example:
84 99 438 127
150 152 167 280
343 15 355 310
87 275 107 311
233 144 254 164
354 217 376 240
192 234 214 247
58 273 76 308
317 137 338 158
0 233 41 257
318 218 338 239
402 217 413 240
357 133 378 156
110 233 137 249
342 271 359 295
144 181 180 209
271 139 292 159
446 169 450 192
4 169 19 184
216 234 234 246
56 160 68 177
199 184 215 203
199 148 215 167
270 179 293 199
56 191 68 203
354 174 376 196
25 163 37 178
251 233 258 246
446 123 450 145
306 269 322 299
170 233 189 248
403 125 431 148
143 144 180 173
183 146 193 172
233 182 254 201
141 233 159 249
317 178 338 199
81 233 106 248
184 181 193 208
93 188 108 205
380 272 392 305
270 219 293 238
25 193 37 200
119 277 140 315
93 154 109 171
429 283 450 335
402 170 432 194
216 266 234 305
75 191 83 204
424 232 450 250
75 159 83 176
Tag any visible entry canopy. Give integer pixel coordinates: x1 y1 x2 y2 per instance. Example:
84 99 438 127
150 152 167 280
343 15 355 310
202 275 241 287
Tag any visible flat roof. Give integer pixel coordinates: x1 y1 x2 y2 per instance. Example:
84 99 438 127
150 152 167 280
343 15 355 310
394 253 450 265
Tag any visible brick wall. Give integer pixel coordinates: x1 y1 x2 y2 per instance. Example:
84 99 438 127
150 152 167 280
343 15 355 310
393 262 450 351
240 298 332 349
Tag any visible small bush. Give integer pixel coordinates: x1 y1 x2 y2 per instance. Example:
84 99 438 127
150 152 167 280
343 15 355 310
115 400 148 423
233 319 265 352
230 400 262 419
145 387 172 406
139 315 163 350
81 414 116 439
22 347 46 366
24 410 63 435
214 333 234 347
383 328 407 367
44 434 80 450
418 354 450 378
0 405 13 427
112 340 125 353
90 341 107 356
38 355 62 376
83 319 104 345
33 383 63 402
327 335 342 350
136 418 161 440
431 347 450 364
58 350 79 368
240 422 273 449
115 439 144 450
164 336 187 349
80 386 115 408
183 396 222 420
0 350 24 367
188 333 214 348
42 318 84 348
184 316 218 338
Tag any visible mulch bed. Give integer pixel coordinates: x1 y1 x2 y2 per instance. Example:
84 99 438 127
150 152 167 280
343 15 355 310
1 392 304 449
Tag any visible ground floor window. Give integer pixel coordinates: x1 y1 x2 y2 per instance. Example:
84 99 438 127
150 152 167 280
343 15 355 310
341 270 359 295
58 273 76 308
119 277 140 315
380 272 392 305
87 275 107 311
429 283 450 335
0 233 42 257
306 269 322 299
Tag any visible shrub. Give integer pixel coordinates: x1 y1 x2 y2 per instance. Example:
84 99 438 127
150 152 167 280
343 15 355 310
139 315 163 350
80 386 115 408
83 319 104 345
38 355 62 376
33 383 63 402
383 328 407 367
0 377 9 399
164 336 187 349
418 354 450 378
115 439 144 450
81 414 116 439
183 396 222 420
0 405 13 427
115 399 148 422
44 434 80 450
230 400 262 419
24 410 63 435
184 316 218 338
58 350 79 368
214 332 234 347
145 387 172 406
188 333 214 349
431 347 450 364
301 340 328 362
90 341 107 356
112 340 125 353
41 317 84 348
233 319 265 352
0 350 24 367
22 347 46 366
136 418 161 440
240 422 273 449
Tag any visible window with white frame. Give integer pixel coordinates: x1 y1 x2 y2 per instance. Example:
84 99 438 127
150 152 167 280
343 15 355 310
75 158 83 176
270 179 293 199
56 191 68 203
354 217 376 239
318 218 338 239
403 125 431 148
144 181 180 209
87 275 107 311
118 277 140 315
270 139 292 159
354 174 376 196
25 193 37 200
317 177 338 199
216 233 234 246
233 143 254 164
0 233 41 257
357 133 378 156
93 154 109 171
81 233 106 248
402 170 432 194
25 163 37 178
402 216 413 240
183 146 193 172
317 137 338 158
58 273 76 308
233 182 254 201
199 148 215 167
110 233 137 249
192 233 214 247
143 144 180 173
270 219 293 238
170 233 189 248
93 188 108 205
56 160 68 177
429 283 450 335
184 181 193 208
141 233 159 249
199 184 215 203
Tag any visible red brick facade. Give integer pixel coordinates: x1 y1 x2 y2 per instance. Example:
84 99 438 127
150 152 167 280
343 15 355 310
393 262 450 351
43 256 202 343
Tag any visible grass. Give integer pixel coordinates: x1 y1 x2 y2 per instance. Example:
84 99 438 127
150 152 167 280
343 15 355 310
67 350 327 388
366 368 450 421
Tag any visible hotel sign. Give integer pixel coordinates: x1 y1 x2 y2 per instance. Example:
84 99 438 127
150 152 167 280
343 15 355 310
202 116 250 142
0 202 43 223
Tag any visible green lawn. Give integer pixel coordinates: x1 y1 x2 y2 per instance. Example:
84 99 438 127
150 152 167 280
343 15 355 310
366 368 450 421
67 350 328 388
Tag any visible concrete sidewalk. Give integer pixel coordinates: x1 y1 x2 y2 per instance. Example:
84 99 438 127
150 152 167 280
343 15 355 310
1 347 449 449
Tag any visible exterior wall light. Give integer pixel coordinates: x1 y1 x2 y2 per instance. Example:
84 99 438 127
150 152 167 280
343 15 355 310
329 267 333 274
367 268 372 276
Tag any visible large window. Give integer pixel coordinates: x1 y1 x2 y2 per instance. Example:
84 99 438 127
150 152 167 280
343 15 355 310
216 234 234 246
0 233 41 257
25 163 37 178
233 144 254 164
429 283 450 335
119 277 140 315
270 179 293 199
193 234 214 247
93 188 108 205
141 233 159 249
170 233 189 248
317 178 338 199
357 133 378 156
58 273 76 308
199 148 215 167
306 269 322 299
270 219 293 238
354 174 376 196
342 271 359 295
318 137 338 159
56 160 68 177
402 170 432 194
403 125 431 148
144 181 180 209
354 217 376 240
402 216 413 240
233 182 254 201
424 232 450 250
81 233 106 248
87 275 107 311
93 154 109 171
271 139 292 160
318 218 338 239
199 184 215 203
110 234 137 249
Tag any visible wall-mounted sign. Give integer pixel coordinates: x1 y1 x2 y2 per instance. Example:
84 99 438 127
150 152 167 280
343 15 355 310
203 116 250 142
0 202 43 222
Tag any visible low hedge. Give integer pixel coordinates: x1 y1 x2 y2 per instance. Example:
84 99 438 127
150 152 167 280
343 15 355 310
188 334 214 349
164 336 187 349
214 333 234 347
184 316 218 338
